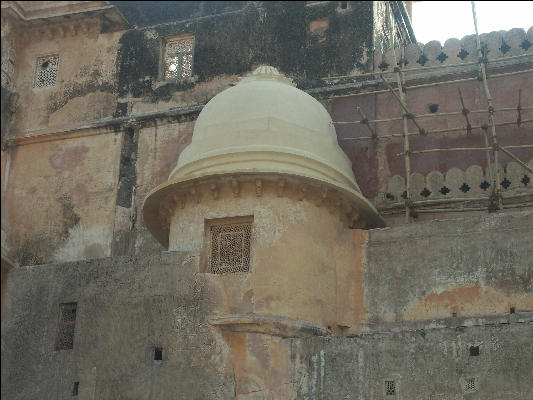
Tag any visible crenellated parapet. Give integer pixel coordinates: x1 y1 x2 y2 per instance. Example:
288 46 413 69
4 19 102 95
375 158 533 211
373 26 533 73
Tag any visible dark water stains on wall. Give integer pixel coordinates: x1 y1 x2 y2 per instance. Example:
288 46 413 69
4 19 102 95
114 2 377 101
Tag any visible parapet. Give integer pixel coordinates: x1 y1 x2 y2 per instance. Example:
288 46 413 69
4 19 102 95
374 26 533 73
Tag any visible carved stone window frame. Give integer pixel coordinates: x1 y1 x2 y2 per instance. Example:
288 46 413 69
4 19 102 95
202 216 254 274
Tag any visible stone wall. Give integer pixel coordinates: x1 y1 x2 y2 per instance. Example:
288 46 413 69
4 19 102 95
290 319 533 399
363 210 533 326
2 211 532 399
1 251 235 400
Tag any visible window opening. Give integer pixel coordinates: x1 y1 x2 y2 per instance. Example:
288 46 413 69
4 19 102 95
385 380 396 396
469 346 479 356
154 347 163 361
72 382 79 396
55 302 77 351
464 377 476 392
34 55 59 87
206 216 253 274
165 36 194 79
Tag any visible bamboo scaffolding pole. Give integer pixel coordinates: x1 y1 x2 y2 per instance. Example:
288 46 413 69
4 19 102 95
331 68 533 99
497 144 533 174
517 89 522 127
472 1 502 208
401 144 533 156
413 205 532 213
338 118 533 141
355 106 377 138
323 52 532 81
379 74 427 135
458 88 473 134
386 4 412 223
333 106 533 125
380 193 533 210
381 202 533 215
376 193 533 210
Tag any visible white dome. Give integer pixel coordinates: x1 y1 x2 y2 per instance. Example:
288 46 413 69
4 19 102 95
143 66 384 247
169 66 358 192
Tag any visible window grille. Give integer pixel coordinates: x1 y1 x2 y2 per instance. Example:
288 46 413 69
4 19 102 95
165 36 194 79
207 217 252 274
55 302 77 350
385 380 396 396
34 55 59 87
464 377 476 392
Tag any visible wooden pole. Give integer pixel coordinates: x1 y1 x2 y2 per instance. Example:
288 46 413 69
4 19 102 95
472 1 503 209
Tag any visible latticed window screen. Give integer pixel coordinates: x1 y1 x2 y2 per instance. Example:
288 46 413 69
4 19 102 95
34 55 59 87
385 380 396 396
55 302 77 350
208 218 252 274
465 377 476 392
165 36 194 79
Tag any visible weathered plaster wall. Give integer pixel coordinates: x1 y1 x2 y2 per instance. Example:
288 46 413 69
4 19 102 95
113 0 376 111
2 5 530 266
11 27 122 133
290 319 533 399
1 251 235 400
2 212 532 399
167 182 363 330
4 133 121 265
364 210 533 325
133 119 195 254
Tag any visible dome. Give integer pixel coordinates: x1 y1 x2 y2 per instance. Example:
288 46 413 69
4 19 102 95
169 65 356 190
143 66 385 247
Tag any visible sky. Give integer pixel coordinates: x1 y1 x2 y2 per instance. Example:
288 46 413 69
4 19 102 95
412 1 533 44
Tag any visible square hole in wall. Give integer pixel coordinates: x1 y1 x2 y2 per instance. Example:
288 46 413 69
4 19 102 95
34 54 59 88
469 345 479 356
55 302 77 351
165 35 194 79
205 216 253 274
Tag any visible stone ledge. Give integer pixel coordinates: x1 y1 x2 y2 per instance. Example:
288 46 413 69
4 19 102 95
209 313 330 338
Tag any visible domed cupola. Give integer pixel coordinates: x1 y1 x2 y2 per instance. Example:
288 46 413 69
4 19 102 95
143 66 384 247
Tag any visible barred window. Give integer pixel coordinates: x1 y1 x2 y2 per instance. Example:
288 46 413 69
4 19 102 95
206 216 253 274
55 302 77 350
34 55 59 87
165 36 194 79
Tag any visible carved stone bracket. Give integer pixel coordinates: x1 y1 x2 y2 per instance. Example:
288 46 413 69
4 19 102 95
156 173 376 232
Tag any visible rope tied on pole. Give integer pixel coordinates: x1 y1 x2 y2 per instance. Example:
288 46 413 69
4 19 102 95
356 106 377 139
458 88 473 134
517 89 522 127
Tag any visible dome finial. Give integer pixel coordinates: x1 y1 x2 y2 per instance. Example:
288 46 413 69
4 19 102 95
238 65 295 86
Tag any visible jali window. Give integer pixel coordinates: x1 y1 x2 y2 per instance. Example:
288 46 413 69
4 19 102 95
34 54 59 88
206 217 253 274
55 302 77 350
165 36 194 79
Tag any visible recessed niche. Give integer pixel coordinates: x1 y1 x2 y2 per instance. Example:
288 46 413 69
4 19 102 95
154 347 163 361
469 346 479 356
